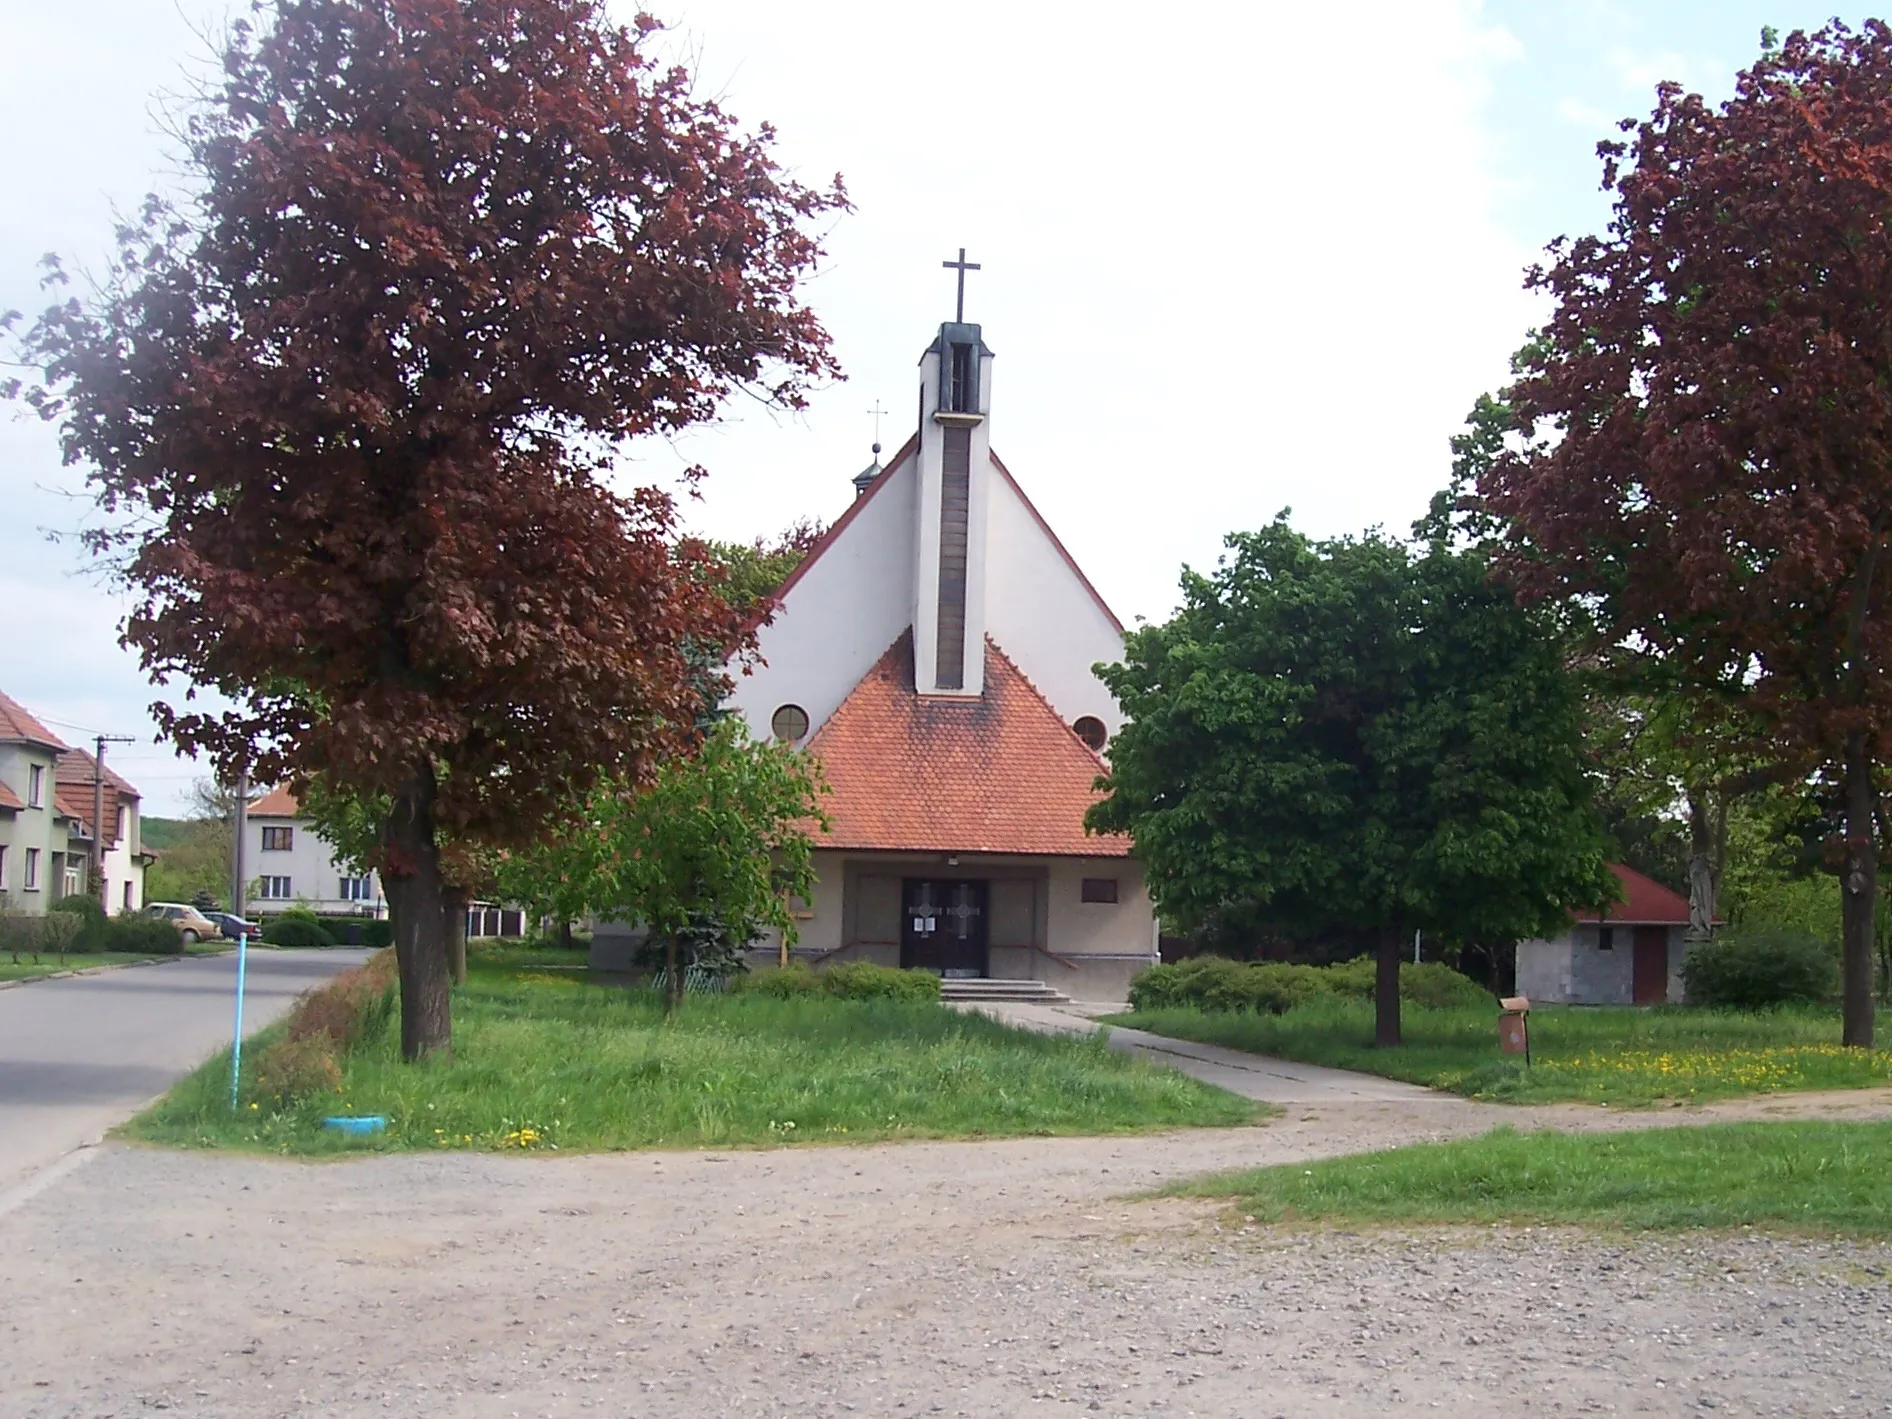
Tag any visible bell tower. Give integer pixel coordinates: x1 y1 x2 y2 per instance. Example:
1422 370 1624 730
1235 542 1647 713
912 250 995 696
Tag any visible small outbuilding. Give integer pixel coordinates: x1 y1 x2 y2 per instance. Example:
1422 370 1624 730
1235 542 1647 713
1515 863 1694 1006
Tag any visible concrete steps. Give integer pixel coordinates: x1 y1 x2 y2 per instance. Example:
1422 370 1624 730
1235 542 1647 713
938 978 1071 1004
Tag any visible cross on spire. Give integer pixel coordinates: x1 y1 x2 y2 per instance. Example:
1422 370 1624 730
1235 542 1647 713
866 399 887 454
942 247 981 323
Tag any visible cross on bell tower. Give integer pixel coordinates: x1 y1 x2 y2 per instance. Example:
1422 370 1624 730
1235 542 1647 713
942 247 981 323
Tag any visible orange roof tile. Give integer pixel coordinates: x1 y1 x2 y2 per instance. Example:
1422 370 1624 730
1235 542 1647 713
53 749 141 848
0 780 22 811
249 784 300 817
806 632 1131 858
0 691 68 751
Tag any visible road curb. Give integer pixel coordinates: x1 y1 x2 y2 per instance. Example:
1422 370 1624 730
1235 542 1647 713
0 948 237 991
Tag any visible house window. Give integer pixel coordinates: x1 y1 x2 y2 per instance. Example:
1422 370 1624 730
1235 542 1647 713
261 826 294 852
63 864 81 897
0 844 7 888
1598 926 1615 951
257 876 292 900
339 875 373 902
1081 877 1119 904
27 764 43 808
770 704 810 744
23 848 40 891
122 880 133 910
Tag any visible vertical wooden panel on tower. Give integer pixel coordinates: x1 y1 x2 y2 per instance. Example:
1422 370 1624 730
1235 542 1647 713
935 424 971 689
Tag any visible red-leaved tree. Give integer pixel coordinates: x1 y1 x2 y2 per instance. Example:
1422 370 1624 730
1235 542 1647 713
1482 22 1892 1045
9 0 844 1058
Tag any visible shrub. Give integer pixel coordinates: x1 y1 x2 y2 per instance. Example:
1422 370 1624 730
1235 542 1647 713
107 912 185 955
262 917 337 949
285 949 399 1050
51 896 108 952
1127 954 1488 1013
736 964 824 998
1682 929 1837 1010
251 1034 342 1106
361 920 394 949
821 961 941 1002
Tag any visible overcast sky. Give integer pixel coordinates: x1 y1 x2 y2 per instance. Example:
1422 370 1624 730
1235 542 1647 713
0 0 1851 813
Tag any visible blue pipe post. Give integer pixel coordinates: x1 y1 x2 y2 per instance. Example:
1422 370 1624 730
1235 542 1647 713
229 929 250 1111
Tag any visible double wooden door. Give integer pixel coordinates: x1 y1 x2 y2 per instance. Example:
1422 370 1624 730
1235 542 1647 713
900 879 988 977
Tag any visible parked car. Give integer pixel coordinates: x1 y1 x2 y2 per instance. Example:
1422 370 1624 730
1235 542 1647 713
204 911 260 942
143 902 221 945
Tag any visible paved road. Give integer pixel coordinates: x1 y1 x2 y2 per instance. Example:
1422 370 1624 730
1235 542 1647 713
953 999 1451 1103
0 949 368 1193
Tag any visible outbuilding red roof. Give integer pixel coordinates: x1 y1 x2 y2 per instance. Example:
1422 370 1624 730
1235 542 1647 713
1575 863 1692 926
0 691 68 751
806 632 1131 858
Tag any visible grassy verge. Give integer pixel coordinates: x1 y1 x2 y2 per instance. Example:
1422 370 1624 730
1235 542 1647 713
1108 998 1892 1104
0 942 227 982
126 950 1259 1155
1169 1122 1892 1235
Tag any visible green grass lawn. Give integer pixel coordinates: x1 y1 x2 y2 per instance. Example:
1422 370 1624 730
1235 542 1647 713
127 951 1260 1155
1108 997 1892 1105
1169 1122 1892 1235
0 942 227 982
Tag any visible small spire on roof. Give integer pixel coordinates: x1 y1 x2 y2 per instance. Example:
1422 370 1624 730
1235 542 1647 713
853 440 882 498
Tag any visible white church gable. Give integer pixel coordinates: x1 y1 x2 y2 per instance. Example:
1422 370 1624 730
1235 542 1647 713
727 321 1125 748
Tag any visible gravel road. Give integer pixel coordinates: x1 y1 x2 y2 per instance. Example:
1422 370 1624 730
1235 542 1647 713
5 1090 1892 1419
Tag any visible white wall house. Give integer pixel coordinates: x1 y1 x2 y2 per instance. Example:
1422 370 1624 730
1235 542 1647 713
245 786 385 919
0 690 152 916
699 304 1156 1002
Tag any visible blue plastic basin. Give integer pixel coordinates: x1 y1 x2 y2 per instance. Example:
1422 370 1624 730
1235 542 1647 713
322 1115 388 1136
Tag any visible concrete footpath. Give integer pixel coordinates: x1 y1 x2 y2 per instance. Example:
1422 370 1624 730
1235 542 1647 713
0 948 368 1197
954 999 1449 1104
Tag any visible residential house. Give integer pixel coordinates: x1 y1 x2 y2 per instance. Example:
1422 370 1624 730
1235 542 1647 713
0 690 153 914
245 786 385 919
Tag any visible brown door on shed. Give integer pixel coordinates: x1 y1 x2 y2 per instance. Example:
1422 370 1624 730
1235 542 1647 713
1631 926 1669 1004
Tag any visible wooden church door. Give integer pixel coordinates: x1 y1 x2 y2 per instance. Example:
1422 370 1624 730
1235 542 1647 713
1631 926 1670 1005
900 879 988 977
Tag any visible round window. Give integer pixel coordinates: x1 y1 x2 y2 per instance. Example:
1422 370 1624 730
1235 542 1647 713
1072 715 1107 751
771 703 811 744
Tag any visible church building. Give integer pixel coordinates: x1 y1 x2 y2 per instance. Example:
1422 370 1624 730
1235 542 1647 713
726 285 1157 1001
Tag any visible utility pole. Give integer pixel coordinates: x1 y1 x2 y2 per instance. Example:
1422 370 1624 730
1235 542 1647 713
91 734 134 909
230 769 250 918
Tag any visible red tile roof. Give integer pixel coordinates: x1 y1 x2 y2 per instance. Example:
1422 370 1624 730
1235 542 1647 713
0 691 68 751
53 749 141 848
0 779 22 811
1575 863 1692 926
805 632 1132 858
249 785 301 817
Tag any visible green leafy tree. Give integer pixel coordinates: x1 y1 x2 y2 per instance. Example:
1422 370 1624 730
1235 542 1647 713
1089 519 1615 1045
501 720 827 1013
702 519 827 612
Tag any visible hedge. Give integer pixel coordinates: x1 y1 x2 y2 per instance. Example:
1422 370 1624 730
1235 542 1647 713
735 961 943 1003
1128 954 1492 1014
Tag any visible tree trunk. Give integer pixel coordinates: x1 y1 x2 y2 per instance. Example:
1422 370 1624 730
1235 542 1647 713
382 772 452 1061
1842 732 1878 1048
1375 924 1402 1048
663 930 682 1017
1685 786 1717 942
558 918 574 951
443 885 469 986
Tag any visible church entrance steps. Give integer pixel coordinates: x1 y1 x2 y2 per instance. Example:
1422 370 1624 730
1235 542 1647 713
937 978 1071 1004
